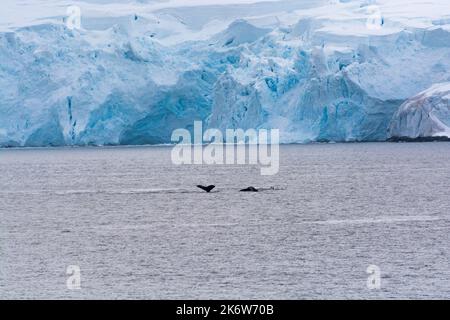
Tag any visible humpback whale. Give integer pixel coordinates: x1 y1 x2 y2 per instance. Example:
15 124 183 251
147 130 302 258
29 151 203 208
197 185 216 193
240 186 258 192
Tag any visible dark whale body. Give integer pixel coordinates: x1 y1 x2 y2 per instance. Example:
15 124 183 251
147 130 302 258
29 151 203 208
240 186 258 192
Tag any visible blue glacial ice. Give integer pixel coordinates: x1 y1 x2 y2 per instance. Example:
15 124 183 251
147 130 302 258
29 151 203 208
1 0 450 147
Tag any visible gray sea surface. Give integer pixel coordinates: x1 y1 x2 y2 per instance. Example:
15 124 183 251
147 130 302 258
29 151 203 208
0 143 449 299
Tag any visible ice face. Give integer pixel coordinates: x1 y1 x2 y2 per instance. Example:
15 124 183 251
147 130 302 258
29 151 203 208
1 0 450 146
388 83 450 139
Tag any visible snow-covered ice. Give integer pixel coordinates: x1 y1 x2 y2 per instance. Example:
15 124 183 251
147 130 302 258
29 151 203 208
388 82 450 139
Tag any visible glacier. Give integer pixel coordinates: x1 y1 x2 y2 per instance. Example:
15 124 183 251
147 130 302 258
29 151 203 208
1 0 450 147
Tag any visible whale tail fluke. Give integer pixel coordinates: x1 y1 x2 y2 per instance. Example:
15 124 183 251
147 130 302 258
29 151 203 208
197 185 216 193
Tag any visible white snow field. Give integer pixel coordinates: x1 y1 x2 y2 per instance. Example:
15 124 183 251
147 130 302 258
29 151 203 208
1 0 450 146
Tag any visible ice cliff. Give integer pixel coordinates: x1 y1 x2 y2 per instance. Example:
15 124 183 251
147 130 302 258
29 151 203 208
1 0 450 147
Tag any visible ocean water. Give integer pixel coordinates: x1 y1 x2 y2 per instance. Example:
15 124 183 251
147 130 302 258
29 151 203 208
0 143 449 299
